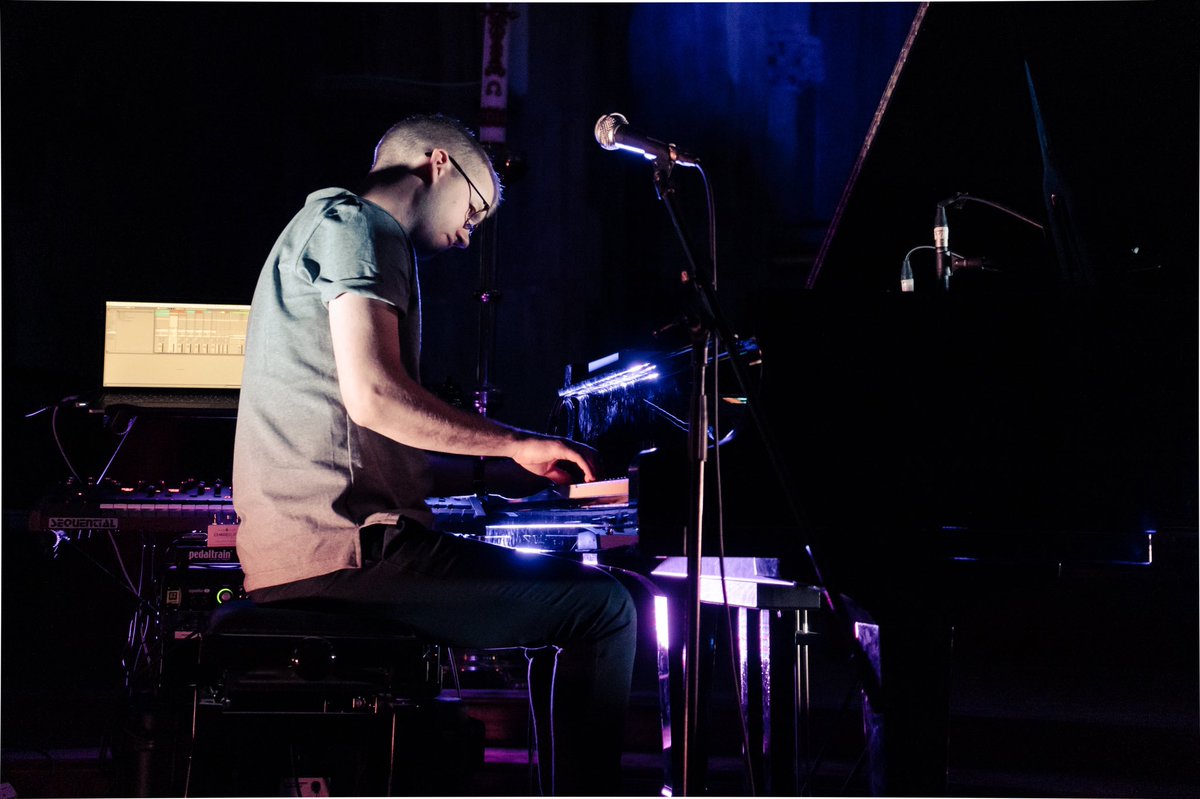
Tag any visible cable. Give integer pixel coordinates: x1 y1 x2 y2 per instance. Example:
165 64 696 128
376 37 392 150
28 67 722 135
107 531 139 596
41 398 138 484
900 245 967 290
289 742 302 798
903 244 937 268
711 340 759 795
97 413 138 481
50 405 83 482
698 165 717 288
839 744 870 795
548 646 561 797
941 191 1045 231
660 157 763 794
798 675 865 795
445 646 464 697
524 649 545 796
640 399 691 434
52 531 142 601
122 603 157 692
702 156 759 793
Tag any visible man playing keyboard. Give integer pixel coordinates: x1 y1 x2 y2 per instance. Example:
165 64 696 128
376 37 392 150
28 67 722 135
232 113 636 796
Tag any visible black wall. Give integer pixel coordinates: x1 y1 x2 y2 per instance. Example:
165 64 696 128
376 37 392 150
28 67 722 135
2 2 916 506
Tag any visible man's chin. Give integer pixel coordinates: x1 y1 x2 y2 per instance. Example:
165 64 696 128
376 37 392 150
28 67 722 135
412 240 448 259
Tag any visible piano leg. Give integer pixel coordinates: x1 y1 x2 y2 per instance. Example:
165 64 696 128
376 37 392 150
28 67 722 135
853 607 954 796
653 584 715 796
773 608 815 796
742 609 766 790
662 598 719 795
741 607 813 796
594 564 682 797
651 594 679 797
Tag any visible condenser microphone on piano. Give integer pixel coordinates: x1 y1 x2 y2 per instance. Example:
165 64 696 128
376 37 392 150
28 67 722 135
933 202 950 290
594 113 700 168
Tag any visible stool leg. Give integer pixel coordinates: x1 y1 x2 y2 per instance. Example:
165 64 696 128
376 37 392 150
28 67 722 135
386 702 398 797
182 687 197 798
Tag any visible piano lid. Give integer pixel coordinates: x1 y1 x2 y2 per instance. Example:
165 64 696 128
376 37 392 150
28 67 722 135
731 2 1197 562
805 2 1199 297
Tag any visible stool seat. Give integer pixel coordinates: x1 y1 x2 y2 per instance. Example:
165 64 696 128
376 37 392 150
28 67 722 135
207 598 425 638
199 599 442 708
175 600 476 796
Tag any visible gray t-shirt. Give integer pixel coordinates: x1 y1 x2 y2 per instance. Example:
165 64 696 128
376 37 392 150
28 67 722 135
232 188 432 591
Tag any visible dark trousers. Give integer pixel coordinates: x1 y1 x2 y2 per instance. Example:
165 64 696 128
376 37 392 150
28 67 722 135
250 521 638 796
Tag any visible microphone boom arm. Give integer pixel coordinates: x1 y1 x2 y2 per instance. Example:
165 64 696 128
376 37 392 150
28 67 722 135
940 191 1045 232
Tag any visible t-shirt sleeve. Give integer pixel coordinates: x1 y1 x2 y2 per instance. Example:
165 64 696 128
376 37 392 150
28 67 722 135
296 198 412 312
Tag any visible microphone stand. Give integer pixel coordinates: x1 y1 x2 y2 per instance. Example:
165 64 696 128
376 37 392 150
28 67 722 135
647 155 883 796
651 156 709 798
648 155 716 797
470 206 502 496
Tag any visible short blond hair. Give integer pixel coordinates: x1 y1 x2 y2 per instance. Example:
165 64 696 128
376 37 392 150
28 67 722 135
371 113 502 208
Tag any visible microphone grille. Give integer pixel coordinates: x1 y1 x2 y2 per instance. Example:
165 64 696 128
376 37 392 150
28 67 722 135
594 113 628 150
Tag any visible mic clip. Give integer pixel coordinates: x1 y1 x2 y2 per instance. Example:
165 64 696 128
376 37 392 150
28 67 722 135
939 192 968 211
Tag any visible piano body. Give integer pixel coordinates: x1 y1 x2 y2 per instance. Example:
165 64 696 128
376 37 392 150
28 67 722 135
772 0 1197 596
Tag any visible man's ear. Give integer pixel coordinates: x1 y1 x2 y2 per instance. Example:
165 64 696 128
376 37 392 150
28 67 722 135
425 148 451 183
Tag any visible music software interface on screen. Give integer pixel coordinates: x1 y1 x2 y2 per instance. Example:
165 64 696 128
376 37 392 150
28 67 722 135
102 301 250 389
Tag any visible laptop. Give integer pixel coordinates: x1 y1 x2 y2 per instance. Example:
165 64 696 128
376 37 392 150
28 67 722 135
87 300 250 414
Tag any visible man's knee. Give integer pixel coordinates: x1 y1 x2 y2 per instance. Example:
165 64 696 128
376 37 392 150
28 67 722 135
599 579 637 641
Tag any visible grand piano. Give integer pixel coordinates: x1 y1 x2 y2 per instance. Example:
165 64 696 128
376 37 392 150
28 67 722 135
432 3 1197 795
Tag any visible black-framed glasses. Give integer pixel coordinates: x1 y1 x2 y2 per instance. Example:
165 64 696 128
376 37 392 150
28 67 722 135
427 151 490 233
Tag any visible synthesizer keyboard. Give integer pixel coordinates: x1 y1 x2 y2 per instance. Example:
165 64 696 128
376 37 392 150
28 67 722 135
31 479 235 534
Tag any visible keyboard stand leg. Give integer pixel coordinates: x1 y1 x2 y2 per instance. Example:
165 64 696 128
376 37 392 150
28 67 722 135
739 607 813 796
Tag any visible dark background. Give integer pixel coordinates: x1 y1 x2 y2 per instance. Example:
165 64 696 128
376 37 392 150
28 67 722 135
6 1 1193 502
1 1 915 503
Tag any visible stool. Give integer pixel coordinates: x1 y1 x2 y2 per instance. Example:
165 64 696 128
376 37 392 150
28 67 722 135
179 599 479 797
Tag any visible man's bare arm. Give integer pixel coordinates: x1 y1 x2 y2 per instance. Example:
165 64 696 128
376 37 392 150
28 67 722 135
329 293 597 483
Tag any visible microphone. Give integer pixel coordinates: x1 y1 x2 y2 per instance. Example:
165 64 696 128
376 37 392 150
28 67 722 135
933 202 950 290
594 113 700 168
951 255 993 272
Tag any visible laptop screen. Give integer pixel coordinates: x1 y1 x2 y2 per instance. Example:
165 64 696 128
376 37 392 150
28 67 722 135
102 301 250 389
